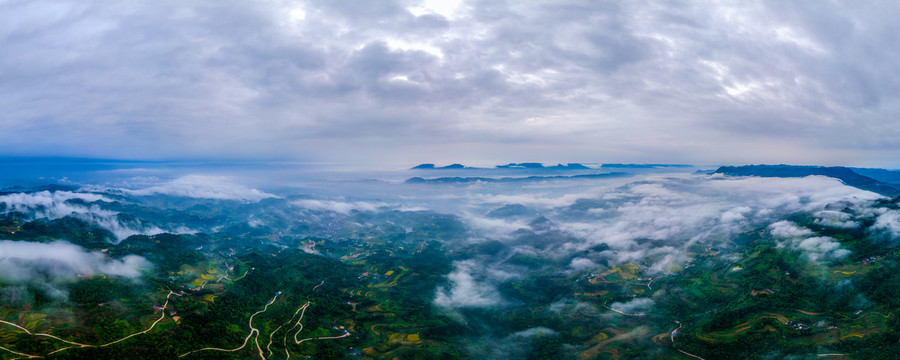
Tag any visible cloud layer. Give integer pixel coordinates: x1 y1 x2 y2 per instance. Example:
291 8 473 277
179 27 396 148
434 259 511 310
3 1 900 165
0 240 149 281
0 190 169 239
291 199 383 215
769 221 850 262
0 240 150 308
126 175 277 202
432 174 883 315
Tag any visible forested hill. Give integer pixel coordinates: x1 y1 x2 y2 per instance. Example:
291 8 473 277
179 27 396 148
714 165 900 197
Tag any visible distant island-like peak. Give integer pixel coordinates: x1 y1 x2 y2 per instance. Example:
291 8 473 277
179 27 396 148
410 163 467 169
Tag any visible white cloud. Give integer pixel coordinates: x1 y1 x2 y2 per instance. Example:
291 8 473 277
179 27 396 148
396 206 429 212
610 297 655 314
721 206 753 223
768 220 814 238
0 240 150 281
870 210 900 241
813 210 860 229
291 199 383 214
568 257 598 272
539 175 875 273
464 326 560 359
127 175 277 202
0 190 172 240
510 327 557 338
0 191 113 217
427 171 872 318
461 213 529 240
769 221 850 262
549 298 600 315
471 192 591 209
434 260 506 309
794 236 850 262
408 0 464 19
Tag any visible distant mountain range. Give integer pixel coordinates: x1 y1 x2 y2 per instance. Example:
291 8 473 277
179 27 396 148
407 163 900 196
714 165 900 197
411 162 591 170
496 163 590 170
0 183 79 195
600 163 692 168
410 163 692 170
405 172 629 184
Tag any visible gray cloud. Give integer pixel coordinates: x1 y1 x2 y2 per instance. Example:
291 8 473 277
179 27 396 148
2 1 900 165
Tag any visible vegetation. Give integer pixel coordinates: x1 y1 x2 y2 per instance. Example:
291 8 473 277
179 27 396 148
3 193 900 359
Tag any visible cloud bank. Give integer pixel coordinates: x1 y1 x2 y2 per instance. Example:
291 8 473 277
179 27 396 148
127 175 277 202
427 174 882 321
291 199 384 215
869 210 900 242
770 220 854 262
610 298 655 315
540 175 880 272
0 191 113 216
4 1 900 165
0 190 171 240
0 240 150 281
434 260 511 310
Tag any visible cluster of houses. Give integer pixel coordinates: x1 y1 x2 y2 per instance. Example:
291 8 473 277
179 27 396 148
787 320 810 331
861 256 883 264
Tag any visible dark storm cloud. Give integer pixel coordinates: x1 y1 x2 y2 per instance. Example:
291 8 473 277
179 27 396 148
2 1 900 165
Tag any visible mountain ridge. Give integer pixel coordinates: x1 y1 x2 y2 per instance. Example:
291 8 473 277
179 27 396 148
714 165 900 197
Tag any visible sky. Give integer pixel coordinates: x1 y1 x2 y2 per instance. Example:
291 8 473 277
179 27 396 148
2 0 900 167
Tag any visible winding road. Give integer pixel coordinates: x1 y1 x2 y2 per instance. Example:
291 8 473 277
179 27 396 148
671 321 682 343
280 279 353 359
178 292 280 359
669 320 707 360
179 278 349 360
1 275 348 360
216 269 252 282
282 302 310 360
0 290 182 358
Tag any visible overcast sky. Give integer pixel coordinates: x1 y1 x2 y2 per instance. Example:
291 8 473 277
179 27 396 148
2 1 899 167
